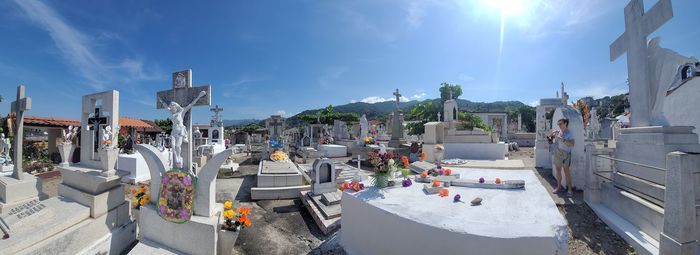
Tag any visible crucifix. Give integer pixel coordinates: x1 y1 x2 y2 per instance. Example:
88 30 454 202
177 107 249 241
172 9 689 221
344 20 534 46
210 105 224 127
157 69 211 172
393 89 401 109
87 108 108 159
609 0 672 127
10 85 31 180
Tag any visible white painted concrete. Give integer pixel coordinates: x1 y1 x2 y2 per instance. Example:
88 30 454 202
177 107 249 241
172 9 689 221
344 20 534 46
318 144 347 158
341 168 568 255
117 152 151 184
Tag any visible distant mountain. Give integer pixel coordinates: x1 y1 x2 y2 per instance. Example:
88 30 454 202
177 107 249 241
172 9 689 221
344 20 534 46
285 98 530 126
223 119 261 127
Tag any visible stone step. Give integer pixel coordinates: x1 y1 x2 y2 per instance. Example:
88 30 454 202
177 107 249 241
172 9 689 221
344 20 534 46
612 172 665 206
0 198 90 254
601 182 663 242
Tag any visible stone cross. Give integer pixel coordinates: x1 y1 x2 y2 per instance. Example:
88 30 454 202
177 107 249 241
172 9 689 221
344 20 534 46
269 117 283 138
10 85 31 180
610 0 672 127
87 108 108 157
393 89 401 108
157 70 211 171
437 112 441 122
210 105 224 127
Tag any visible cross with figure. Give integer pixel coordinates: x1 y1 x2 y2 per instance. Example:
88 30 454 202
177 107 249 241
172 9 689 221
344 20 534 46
10 85 31 180
157 69 211 173
210 105 224 127
610 0 672 127
87 108 108 158
393 89 401 109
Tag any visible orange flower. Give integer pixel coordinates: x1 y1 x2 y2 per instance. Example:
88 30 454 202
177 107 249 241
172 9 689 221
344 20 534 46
432 179 441 187
420 171 428 178
341 181 350 190
438 188 449 197
401 156 409 168
239 215 252 227
419 152 426 161
444 169 452 176
237 207 251 216
495 178 502 184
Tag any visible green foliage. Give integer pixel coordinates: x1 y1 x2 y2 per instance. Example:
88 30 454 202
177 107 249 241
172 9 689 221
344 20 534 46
296 105 359 125
439 82 462 103
596 94 629 118
240 123 264 134
505 105 536 132
407 101 439 122
154 119 172 134
405 121 426 136
458 112 490 131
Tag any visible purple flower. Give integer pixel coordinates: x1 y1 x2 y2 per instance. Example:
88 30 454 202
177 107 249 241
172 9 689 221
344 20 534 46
179 208 190 219
479 177 485 184
162 175 170 184
454 194 462 203
183 176 192 186
159 205 167 214
402 178 413 187
436 165 442 170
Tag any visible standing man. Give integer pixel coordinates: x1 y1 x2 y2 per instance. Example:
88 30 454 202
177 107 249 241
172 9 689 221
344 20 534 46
551 118 575 197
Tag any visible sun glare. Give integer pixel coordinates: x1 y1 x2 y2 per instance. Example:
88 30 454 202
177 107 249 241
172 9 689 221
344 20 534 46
481 0 527 17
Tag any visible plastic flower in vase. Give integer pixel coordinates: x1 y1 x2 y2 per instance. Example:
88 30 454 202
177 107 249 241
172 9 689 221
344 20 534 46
131 184 149 209
401 155 410 168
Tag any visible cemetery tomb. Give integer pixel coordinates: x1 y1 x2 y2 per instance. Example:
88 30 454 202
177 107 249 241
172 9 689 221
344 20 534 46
251 159 309 200
551 106 586 189
341 168 568 255
117 151 151 184
300 158 343 234
317 144 347 158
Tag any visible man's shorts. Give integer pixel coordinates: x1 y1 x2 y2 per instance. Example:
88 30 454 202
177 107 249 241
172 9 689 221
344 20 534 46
553 148 571 168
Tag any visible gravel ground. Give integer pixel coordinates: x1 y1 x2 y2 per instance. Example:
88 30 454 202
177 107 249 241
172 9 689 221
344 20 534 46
38 147 636 255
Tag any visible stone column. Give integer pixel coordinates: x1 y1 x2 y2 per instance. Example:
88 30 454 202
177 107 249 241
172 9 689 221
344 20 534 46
659 152 699 255
583 144 614 204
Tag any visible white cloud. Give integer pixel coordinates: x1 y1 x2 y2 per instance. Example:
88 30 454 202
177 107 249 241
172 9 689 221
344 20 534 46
412 93 427 99
529 100 540 107
13 1 160 89
274 110 287 117
352 95 411 104
405 1 426 29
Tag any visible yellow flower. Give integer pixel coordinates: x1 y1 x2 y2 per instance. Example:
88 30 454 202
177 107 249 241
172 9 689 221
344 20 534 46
223 209 236 220
224 201 232 210
132 199 139 207
159 197 166 205
142 194 150 204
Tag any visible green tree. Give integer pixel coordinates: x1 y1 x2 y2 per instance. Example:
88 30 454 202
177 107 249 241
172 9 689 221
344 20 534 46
405 122 426 136
439 82 463 104
458 112 490 131
407 101 439 122
240 123 263 134
154 119 172 134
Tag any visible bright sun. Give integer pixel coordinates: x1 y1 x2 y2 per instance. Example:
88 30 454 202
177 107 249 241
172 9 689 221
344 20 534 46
481 0 527 17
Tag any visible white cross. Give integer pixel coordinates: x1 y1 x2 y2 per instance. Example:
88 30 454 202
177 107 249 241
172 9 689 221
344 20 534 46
610 0 672 127
10 85 31 180
393 89 401 108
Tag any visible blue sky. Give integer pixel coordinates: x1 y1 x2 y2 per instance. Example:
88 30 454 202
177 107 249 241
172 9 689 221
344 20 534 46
1 0 699 123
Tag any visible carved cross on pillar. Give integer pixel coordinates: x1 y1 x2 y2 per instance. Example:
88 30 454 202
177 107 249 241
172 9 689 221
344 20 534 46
87 108 108 158
393 89 401 109
610 0 673 127
10 85 31 180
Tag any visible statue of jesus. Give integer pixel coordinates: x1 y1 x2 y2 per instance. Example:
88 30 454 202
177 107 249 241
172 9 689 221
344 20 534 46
158 91 208 170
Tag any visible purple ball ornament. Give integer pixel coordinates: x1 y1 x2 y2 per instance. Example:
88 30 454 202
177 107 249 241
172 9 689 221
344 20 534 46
478 177 485 184
454 194 463 203
402 178 413 187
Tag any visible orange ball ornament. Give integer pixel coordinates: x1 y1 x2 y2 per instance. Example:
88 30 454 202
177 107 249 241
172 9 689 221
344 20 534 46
420 171 428 178
495 178 502 184
444 169 452 176
432 180 441 187
439 188 449 197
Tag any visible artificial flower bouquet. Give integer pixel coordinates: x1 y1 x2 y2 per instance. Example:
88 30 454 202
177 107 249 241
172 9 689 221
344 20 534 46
222 200 252 232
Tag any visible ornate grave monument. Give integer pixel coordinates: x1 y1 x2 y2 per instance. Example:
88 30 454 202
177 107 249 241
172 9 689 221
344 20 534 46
300 158 342 234
156 69 211 174
130 69 232 255
0 133 12 174
585 1 700 254
1 88 135 254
